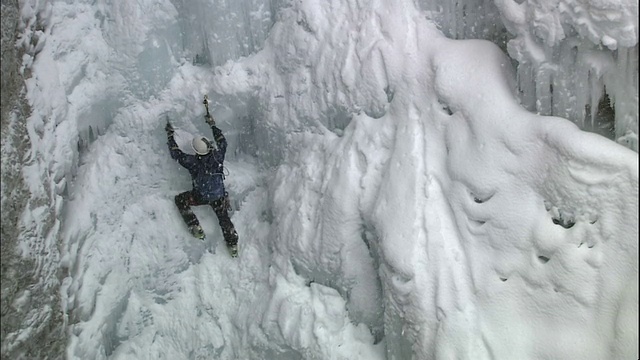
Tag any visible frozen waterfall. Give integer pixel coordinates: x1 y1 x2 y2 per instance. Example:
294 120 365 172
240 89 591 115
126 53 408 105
1 0 637 359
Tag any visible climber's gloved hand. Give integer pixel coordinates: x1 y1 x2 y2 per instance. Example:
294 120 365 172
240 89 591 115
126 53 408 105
165 121 175 137
205 114 215 126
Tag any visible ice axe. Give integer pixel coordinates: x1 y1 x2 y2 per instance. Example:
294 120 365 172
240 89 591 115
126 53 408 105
202 94 216 125
203 94 211 117
203 94 215 126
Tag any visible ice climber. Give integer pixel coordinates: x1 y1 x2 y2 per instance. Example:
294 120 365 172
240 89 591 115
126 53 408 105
164 97 238 258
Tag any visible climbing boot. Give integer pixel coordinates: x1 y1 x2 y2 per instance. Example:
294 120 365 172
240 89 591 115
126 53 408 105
227 243 238 258
189 224 205 240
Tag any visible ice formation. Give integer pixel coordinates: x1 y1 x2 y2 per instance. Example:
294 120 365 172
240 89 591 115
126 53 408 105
417 0 639 150
2 0 637 359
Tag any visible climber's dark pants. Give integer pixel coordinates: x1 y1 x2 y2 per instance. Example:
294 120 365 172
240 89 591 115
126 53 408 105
174 190 238 246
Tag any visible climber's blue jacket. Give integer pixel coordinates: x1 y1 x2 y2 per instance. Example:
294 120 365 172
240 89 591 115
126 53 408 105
168 125 227 201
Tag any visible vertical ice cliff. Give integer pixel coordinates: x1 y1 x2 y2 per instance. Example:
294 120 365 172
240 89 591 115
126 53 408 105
170 0 276 67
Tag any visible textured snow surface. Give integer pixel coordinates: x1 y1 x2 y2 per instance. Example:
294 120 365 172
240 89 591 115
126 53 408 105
9 0 638 358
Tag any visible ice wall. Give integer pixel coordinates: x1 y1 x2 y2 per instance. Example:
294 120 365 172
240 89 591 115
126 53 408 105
3 0 278 357
416 0 639 152
416 0 510 46
170 0 276 67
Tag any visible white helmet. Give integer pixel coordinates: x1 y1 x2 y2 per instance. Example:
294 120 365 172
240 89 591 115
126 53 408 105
192 136 211 155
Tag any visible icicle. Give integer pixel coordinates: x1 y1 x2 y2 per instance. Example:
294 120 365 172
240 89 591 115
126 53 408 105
517 59 536 113
449 0 457 38
589 69 602 131
456 0 463 39
573 43 589 130
611 46 639 145
536 64 553 116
